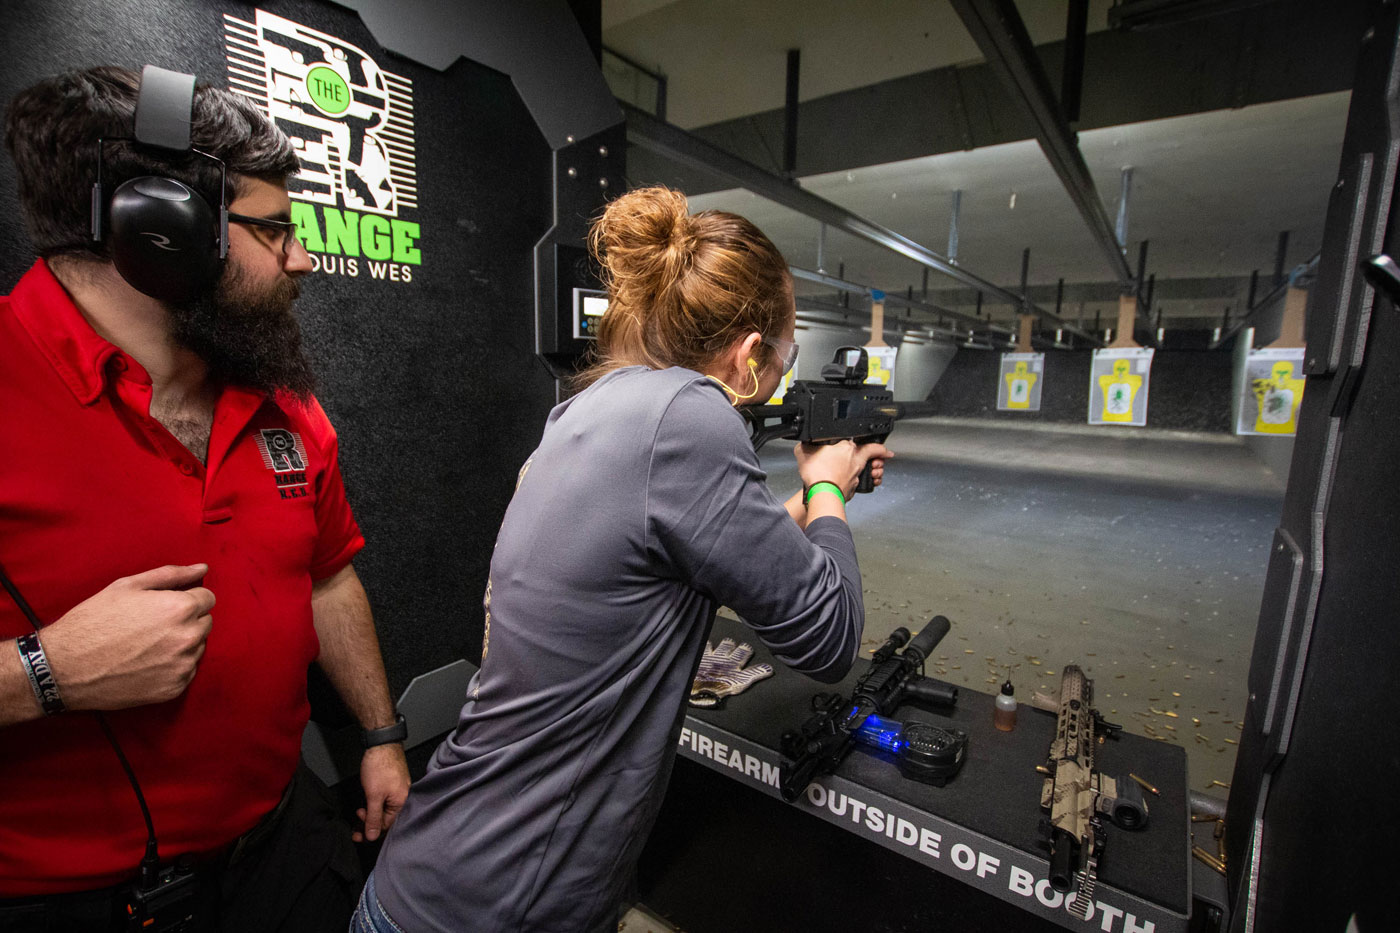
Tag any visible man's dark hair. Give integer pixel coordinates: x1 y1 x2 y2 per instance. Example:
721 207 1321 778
4 65 300 261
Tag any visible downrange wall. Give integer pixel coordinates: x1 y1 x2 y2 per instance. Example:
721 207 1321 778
925 347 1236 433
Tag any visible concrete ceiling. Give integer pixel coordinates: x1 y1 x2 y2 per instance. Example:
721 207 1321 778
602 1 1354 325
687 91 1348 308
604 0 1117 129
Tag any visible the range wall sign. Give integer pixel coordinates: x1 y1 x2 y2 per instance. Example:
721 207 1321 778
224 10 422 284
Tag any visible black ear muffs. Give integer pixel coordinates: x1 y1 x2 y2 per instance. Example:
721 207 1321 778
91 65 229 303
108 176 223 303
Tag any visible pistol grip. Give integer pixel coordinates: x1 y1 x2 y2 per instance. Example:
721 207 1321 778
856 461 875 494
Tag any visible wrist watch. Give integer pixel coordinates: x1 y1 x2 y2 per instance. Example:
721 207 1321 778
362 712 408 748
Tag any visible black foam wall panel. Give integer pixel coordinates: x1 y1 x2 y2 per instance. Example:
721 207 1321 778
0 0 559 695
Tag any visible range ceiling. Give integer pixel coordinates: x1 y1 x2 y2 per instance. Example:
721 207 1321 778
688 91 1349 303
603 1 1353 322
604 0 1117 129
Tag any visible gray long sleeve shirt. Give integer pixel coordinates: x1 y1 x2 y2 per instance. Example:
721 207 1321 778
373 366 864 932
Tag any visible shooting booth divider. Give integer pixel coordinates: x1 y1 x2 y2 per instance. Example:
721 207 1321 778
1224 3 1400 929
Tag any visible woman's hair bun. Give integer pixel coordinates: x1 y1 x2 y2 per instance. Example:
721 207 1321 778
590 186 696 294
577 184 791 389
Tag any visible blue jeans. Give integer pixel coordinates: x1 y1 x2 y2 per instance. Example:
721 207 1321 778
350 872 404 933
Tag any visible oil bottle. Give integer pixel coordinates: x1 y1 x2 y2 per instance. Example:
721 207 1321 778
994 678 1017 732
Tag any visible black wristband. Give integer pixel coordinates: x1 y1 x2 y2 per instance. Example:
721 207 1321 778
362 712 407 748
16 632 65 716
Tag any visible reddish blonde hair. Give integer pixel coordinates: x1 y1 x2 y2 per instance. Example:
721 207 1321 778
577 186 792 387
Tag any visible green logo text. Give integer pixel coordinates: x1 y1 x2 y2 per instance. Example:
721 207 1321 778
306 66 350 115
292 203 422 265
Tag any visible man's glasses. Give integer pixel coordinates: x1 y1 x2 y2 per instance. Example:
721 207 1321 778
228 212 299 256
762 335 800 375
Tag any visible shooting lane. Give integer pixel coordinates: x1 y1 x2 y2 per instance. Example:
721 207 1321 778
614 1 1398 932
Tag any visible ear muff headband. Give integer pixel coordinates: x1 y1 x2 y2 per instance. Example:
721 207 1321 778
90 65 229 303
133 65 195 151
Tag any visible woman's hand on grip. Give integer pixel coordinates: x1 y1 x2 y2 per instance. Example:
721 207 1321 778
795 439 894 500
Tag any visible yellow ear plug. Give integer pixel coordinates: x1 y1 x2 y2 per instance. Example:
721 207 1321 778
709 358 761 402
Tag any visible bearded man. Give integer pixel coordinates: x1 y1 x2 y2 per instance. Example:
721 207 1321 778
0 66 409 932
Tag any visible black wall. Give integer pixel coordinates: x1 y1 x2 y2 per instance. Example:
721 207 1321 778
0 0 560 696
1225 2 1400 927
925 348 1235 433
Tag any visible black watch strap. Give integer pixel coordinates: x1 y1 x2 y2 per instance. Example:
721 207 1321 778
362 712 407 748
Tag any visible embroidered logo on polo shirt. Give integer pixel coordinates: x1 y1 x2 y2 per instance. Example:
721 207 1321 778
255 429 310 499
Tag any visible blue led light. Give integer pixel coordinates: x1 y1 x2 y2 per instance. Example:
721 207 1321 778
854 714 905 754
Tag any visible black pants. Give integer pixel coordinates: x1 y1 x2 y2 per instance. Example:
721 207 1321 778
0 762 362 933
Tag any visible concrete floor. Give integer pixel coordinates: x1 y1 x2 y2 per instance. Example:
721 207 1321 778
758 416 1287 800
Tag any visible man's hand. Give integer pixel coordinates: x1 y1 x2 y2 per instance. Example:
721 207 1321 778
354 742 410 842
309 563 407 841
42 564 215 711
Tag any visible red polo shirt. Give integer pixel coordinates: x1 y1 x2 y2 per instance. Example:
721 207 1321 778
0 260 365 895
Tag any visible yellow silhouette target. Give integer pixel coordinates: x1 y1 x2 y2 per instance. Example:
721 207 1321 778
1089 348 1152 426
1251 360 1306 434
1005 361 1038 409
998 352 1044 411
767 367 795 405
1236 348 1306 436
1098 358 1143 422
863 346 898 388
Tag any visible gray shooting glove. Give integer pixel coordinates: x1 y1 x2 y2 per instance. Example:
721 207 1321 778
689 638 774 709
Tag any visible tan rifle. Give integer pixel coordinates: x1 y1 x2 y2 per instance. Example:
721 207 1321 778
1039 665 1149 919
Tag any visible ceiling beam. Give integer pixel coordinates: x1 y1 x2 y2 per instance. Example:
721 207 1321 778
622 101 1102 345
795 298 1003 349
790 266 1014 336
793 275 1065 350
950 0 1136 289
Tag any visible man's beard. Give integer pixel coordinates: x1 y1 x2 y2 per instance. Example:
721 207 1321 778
167 262 316 399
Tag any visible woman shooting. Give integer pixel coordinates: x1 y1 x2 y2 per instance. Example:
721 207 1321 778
355 185 892 933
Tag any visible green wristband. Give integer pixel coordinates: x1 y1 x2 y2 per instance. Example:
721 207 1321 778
804 481 846 505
